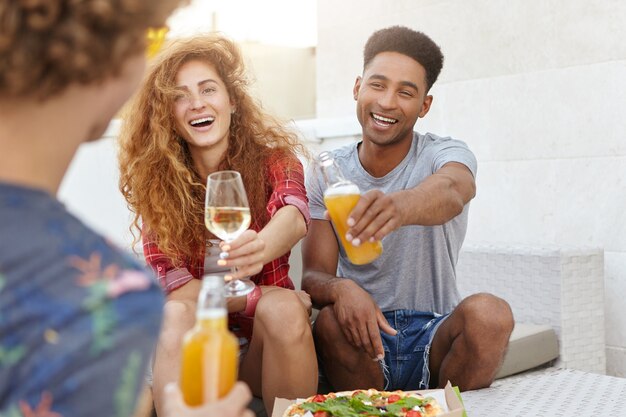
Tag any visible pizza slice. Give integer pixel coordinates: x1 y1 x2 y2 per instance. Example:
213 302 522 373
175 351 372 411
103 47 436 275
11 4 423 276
283 388 444 417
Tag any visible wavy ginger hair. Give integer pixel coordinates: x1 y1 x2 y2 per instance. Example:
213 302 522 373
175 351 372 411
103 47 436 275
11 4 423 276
118 34 306 263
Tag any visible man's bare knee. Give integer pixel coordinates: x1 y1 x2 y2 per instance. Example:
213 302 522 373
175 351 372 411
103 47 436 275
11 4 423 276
461 293 514 341
313 307 374 373
452 293 514 389
313 306 348 355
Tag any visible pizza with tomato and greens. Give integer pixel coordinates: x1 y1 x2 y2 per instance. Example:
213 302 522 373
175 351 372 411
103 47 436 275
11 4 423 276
283 388 444 417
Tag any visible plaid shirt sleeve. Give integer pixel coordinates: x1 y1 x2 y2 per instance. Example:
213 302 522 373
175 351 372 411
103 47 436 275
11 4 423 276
142 227 197 295
248 153 309 290
265 153 310 227
232 153 309 338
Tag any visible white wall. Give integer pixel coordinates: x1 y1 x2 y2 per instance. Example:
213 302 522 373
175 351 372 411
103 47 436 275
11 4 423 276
241 43 316 120
316 0 626 376
58 121 139 253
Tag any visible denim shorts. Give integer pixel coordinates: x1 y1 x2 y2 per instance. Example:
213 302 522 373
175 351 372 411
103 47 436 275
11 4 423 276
379 310 448 390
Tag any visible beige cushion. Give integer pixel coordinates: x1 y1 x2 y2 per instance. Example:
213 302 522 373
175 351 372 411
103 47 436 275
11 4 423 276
496 323 559 379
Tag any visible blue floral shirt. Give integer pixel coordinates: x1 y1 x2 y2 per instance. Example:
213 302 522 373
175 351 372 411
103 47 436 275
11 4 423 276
0 183 164 416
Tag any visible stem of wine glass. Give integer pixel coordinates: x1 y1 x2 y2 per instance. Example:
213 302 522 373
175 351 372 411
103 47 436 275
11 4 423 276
223 240 255 297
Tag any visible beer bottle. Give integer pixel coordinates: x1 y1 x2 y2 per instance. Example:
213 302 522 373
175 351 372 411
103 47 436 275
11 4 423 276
318 151 383 265
180 275 239 405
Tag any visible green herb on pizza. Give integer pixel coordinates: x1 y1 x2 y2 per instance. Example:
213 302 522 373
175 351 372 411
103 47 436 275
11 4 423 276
283 388 444 417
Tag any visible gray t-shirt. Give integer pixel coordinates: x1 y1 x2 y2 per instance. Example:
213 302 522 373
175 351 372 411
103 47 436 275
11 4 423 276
306 132 477 315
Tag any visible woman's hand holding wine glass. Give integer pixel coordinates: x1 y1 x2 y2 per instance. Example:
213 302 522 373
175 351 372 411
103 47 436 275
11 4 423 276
205 170 256 297
217 229 266 279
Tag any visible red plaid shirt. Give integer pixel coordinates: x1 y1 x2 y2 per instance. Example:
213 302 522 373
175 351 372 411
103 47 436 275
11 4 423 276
143 152 310 296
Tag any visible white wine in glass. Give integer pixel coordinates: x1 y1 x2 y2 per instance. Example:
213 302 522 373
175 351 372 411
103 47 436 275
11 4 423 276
205 207 251 242
205 171 255 297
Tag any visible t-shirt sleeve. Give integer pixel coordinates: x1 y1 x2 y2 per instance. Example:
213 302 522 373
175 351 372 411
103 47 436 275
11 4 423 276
304 161 327 221
266 153 311 227
431 137 478 178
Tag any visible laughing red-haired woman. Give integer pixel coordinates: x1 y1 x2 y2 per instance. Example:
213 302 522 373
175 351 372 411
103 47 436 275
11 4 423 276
118 34 317 416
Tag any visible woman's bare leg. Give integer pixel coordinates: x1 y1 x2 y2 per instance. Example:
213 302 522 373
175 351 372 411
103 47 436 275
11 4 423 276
239 288 318 415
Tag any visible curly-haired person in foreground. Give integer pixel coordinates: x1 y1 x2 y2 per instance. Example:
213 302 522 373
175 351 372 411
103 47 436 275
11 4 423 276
0 1 252 417
118 34 317 416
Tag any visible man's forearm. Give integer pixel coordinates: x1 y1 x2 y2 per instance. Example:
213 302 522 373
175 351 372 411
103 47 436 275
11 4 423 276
393 182 465 226
394 164 476 226
302 272 350 309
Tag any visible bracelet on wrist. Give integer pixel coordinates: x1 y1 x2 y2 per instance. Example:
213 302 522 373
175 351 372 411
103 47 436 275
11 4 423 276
243 285 262 317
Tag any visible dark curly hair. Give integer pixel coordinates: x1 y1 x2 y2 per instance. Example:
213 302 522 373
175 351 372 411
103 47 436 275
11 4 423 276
0 0 187 99
363 25 444 91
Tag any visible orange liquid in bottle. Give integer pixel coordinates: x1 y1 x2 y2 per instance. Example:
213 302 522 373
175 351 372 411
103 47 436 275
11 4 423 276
180 311 239 406
324 191 383 265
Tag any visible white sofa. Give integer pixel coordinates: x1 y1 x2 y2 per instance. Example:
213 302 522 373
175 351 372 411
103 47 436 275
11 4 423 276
456 244 605 375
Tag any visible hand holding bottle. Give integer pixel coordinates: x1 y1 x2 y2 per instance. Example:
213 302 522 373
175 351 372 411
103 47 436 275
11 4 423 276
163 381 254 417
343 188 405 246
318 151 383 265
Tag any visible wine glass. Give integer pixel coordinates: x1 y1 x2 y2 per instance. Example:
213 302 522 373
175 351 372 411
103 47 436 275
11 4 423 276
205 170 255 297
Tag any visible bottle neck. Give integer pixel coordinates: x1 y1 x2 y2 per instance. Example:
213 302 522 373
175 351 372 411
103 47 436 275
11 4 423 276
321 163 345 186
196 275 227 329
318 151 353 188
196 308 228 330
